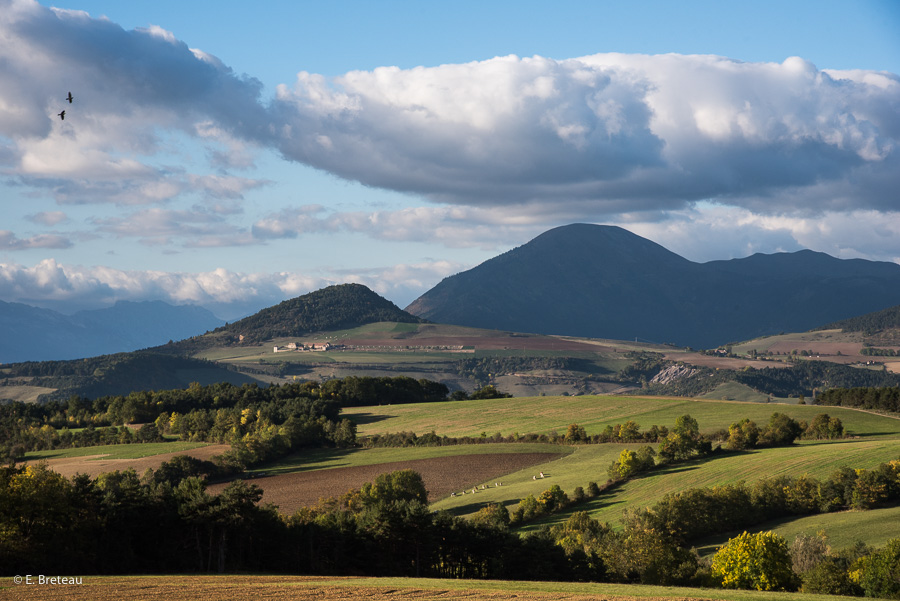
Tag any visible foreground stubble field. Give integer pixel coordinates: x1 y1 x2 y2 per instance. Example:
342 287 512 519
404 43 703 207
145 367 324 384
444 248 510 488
0 575 866 601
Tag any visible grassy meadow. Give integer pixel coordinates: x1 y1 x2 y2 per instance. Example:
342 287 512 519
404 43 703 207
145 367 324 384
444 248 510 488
23 440 213 461
344 394 900 439
694 505 900 557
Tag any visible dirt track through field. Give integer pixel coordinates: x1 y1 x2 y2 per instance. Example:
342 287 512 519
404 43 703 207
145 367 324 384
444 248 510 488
0 575 717 600
207 453 563 514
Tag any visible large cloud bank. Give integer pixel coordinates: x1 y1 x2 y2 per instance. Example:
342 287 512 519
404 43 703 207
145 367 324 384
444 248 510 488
1 0 899 314
2 0 896 214
270 55 899 213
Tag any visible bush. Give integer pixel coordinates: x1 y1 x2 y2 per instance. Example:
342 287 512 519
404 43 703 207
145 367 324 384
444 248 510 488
571 486 585 503
851 538 900 599
726 418 759 450
711 531 799 591
802 557 860 596
790 532 828 575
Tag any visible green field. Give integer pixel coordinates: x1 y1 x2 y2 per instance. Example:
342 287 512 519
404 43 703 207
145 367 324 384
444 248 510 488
695 505 900 557
23 441 213 461
430 437 900 527
341 393 900 548
344 394 900 439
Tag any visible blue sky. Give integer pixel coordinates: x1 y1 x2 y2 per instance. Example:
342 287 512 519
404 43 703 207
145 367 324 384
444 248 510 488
1 0 899 319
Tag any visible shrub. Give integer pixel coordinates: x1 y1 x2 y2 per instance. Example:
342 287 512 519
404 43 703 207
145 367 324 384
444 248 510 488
851 538 900 599
711 531 799 591
571 486 585 503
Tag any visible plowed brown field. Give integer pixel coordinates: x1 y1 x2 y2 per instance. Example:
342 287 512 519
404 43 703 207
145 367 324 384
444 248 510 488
1 575 716 600
207 453 562 514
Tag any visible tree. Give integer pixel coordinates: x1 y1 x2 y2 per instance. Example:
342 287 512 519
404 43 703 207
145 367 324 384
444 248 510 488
358 469 428 509
470 502 510 530
564 423 587 443
657 415 702 463
851 538 900 599
790 532 829 575
726 418 759 450
711 531 799 591
608 446 656 480
805 414 844 440
761 412 802 447
538 484 569 513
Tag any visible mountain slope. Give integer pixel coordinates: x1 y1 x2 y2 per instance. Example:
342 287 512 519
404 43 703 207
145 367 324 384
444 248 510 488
0 300 224 363
175 283 427 349
406 224 900 348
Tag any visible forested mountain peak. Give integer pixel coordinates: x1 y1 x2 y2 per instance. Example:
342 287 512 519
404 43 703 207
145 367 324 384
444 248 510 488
214 283 425 344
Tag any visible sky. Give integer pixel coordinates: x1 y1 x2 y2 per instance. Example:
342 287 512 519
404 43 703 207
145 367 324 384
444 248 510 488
1 0 899 320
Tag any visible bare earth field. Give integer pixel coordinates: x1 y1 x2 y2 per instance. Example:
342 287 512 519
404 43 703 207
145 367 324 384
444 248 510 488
207 453 561 514
0 575 717 601
664 353 790 370
338 335 606 352
765 340 867 356
28 444 230 479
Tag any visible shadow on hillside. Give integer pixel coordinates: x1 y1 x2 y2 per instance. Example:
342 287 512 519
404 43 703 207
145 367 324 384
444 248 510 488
347 412 395 425
248 448 359 476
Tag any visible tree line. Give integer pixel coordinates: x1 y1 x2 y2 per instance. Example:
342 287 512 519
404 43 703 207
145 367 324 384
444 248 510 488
1 376 458 465
818 386 900 413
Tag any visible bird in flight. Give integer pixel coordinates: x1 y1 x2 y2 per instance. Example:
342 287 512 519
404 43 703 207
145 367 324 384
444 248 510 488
58 110 65 120
67 91 74 103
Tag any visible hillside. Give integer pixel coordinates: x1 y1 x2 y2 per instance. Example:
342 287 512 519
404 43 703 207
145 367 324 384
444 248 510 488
1 352 255 402
0 299 224 363
171 283 426 352
406 224 900 349
816 303 900 344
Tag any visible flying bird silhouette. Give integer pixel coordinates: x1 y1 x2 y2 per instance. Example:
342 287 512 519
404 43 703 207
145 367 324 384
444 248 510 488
58 110 65 120
67 91 73 103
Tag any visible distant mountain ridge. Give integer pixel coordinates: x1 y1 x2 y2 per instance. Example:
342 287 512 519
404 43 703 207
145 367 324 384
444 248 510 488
405 224 900 349
0 300 224 363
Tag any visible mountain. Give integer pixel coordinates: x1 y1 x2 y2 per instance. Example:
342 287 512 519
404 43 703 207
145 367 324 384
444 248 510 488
219 283 426 342
0 300 224 363
405 224 900 349
161 283 427 353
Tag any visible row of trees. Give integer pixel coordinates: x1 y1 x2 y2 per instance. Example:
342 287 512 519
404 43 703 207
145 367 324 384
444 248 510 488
1 376 460 460
818 385 900 413
624 459 900 549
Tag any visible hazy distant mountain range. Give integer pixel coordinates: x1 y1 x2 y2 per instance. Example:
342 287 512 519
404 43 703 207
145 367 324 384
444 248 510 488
0 300 224 363
405 224 900 348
